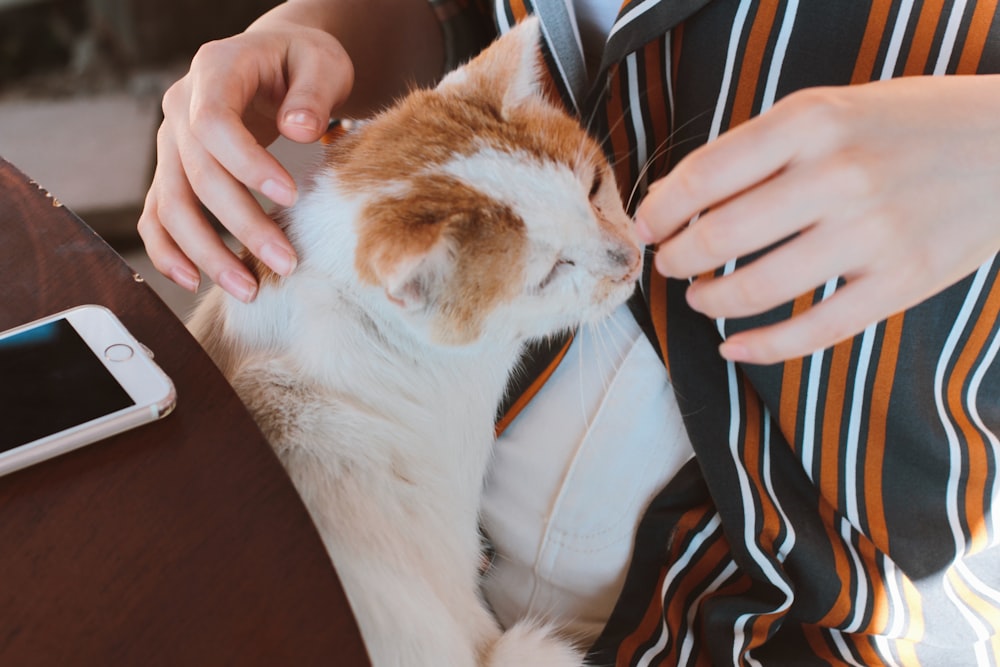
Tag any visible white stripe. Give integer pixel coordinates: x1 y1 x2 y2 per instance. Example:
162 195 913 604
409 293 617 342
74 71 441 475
762 408 797 561
534 4 582 112
636 515 724 666
718 0 798 335
966 263 1000 544
665 31 675 133
760 0 799 110
561 0 586 61
935 262 992 556
704 5 798 660
957 560 1000 607
874 635 902 667
733 610 764 667
829 629 868 667
880 0 916 79
943 571 991 641
840 517 871 634
883 556 908 639
625 52 650 194
933 262 993 639
844 324 877 528
676 561 740 665
801 279 840 477
933 0 969 75
708 0 753 143
975 641 991 666
727 360 795 665
495 0 512 32
607 0 661 43
711 0 754 339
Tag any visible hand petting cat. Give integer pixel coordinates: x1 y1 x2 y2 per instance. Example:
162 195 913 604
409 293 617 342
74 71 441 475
636 74 1000 365
137 0 444 303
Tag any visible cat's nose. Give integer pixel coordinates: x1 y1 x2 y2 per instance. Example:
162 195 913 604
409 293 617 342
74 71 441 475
608 244 642 282
607 247 634 267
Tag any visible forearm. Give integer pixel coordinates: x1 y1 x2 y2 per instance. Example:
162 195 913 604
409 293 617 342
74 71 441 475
248 0 445 117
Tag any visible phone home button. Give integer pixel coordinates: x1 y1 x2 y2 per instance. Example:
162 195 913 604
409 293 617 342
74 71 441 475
104 343 135 362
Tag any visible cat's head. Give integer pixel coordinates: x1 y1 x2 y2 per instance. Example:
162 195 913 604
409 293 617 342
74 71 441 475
324 17 641 346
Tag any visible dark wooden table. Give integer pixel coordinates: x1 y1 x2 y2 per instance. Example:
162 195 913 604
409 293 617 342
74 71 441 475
0 157 370 666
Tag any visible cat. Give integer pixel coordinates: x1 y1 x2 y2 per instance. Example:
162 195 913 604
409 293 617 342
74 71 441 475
187 16 641 667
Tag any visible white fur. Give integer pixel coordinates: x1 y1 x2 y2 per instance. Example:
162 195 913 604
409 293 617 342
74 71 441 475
187 17 638 667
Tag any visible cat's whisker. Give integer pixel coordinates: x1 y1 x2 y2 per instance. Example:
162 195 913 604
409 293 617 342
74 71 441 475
587 321 618 397
603 309 634 344
623 108 714 210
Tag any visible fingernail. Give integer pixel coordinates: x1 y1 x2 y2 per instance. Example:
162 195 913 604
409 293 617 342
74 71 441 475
261 178 297 207
635 215 655 244
719 340 749 362
260 242 298 276
219 269 258 303
170 266 200 292
282 109 322 134
684 281 700 307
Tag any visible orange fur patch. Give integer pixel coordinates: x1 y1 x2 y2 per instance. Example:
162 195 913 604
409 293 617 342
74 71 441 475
333 92 606 191
355 175 527 345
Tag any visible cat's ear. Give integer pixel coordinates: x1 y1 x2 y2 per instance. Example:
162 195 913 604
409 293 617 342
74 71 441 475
437 15 544 114
373 238 454 312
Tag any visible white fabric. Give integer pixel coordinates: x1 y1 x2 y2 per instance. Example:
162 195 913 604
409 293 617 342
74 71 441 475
569 0 621 76
482 304 695 643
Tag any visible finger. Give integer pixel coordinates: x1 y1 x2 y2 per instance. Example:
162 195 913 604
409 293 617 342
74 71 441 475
149 133 261 302
652 162 841 280
718 276 900 365
278 36 354 143
137 193 202 293
157 192 260 304
186 55 299 208
635 94 818 244
684 222 861 320
174 137 297 281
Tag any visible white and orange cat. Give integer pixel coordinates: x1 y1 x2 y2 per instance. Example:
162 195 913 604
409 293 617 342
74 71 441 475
188 17 641 667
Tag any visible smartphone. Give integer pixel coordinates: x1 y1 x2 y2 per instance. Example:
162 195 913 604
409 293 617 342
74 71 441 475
0 304 177 476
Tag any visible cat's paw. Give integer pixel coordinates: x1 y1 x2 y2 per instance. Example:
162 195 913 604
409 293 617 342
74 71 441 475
487 621 586 667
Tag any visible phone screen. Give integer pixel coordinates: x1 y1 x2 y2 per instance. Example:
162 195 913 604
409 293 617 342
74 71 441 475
0 318 135 452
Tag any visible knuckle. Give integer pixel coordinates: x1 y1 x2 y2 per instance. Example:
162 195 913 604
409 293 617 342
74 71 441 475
690 221 728 261
673 160 711 204
732 271 770 312
824 154 878 200
783 88 853 149
152 198 186 233
191 38 234 67
135 210 155 238
187 102 220 139
160 81 183 114
860 208 906 252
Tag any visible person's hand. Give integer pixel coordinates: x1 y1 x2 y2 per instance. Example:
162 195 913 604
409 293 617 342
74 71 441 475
137 18 353 301
636 75 1000 365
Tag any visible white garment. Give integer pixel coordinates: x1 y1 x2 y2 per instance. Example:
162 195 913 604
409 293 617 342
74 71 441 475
569 0 622 76
483 304 694 643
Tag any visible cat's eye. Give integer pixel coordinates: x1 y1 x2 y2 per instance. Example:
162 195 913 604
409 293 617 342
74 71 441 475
589 170 603 199
537 258 575 291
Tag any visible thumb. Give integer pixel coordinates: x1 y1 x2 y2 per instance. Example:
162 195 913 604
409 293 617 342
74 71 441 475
278 35 355 143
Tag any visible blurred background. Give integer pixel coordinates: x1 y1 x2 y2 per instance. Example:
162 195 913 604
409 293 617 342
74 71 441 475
0 0 318 318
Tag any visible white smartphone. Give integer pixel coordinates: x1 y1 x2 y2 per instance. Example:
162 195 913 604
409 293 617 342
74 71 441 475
0 304 177 476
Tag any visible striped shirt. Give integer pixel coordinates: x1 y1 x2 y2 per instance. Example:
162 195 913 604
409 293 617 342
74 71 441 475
433 1 1000 664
